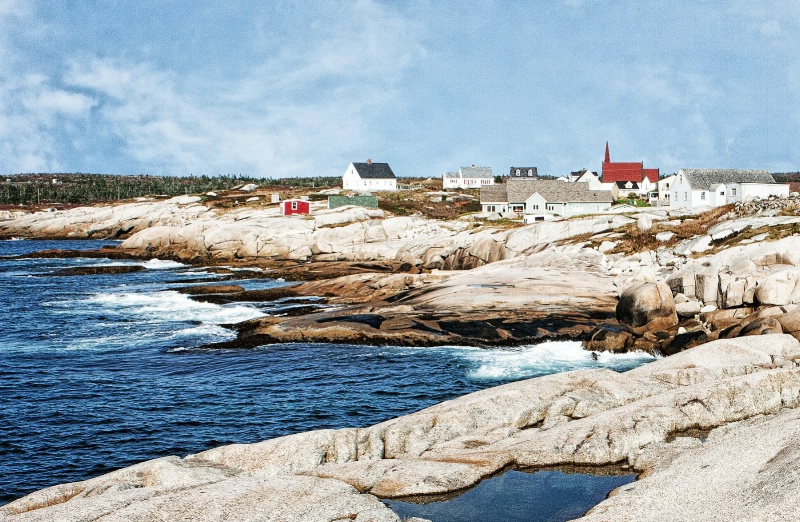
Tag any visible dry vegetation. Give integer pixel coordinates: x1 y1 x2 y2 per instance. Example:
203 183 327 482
606 205 736 255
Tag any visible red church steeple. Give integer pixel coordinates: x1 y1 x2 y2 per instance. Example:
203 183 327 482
601 142 659 184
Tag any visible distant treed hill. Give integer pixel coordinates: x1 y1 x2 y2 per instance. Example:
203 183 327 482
772 172 800 183
0 174 342 205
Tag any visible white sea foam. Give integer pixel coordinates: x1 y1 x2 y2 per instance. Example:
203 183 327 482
458 341 656 381
173 324 235 339
142 259 185 270
85 290 265 324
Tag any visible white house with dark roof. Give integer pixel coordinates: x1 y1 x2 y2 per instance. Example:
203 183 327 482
611 180 641 199
480 179 613 220
670 169 788 209
442 166 494 189
343 160 397 191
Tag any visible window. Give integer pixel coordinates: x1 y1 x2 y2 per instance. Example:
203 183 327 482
516 169 520 175
528 169 533 175
720 191 725 196
486 205 496 212
531 204 539 210
291 201 298 210
684 192 687 201
701 192 705 200
732 188 737 196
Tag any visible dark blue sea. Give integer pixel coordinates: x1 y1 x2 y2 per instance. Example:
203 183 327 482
0 239 654 512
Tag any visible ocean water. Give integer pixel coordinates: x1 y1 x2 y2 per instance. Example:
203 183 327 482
0 239 655 506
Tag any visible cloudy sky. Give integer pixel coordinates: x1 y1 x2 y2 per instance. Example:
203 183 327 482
1 0 799 178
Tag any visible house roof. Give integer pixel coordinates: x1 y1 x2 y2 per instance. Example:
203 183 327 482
352 162 396 179
509 166 538 177
505 179 613 203
643 168 660 184
680 169 774 190
460 166 494 178
614 181 640 189
480 184 507 202
444 166 493 179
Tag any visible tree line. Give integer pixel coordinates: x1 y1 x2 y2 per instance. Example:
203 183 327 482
0 174 341 205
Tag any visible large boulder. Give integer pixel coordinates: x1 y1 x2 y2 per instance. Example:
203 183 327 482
616 282 679 335
739 317 783 337
754 268 800 306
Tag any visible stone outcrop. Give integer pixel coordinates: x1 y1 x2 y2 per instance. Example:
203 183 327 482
0 197 635 270
4 335 800 521
211 247 620 348
615 282 678 335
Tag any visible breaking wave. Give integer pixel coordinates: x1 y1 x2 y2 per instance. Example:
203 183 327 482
84 290 265 324
460 341 656 380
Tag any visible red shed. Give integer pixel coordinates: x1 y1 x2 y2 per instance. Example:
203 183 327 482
281 199 310 215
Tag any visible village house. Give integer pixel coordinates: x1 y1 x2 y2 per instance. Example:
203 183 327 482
648 174 675 206
442 166 494 189
670 169 789 209
342 160 397 191
611 180 641 200
569 168 612 191
601 142 658 196
480 179 613 220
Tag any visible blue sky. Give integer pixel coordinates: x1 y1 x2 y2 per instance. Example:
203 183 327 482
1 0 799 178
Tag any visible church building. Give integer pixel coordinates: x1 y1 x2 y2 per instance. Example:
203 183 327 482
601 142 659 187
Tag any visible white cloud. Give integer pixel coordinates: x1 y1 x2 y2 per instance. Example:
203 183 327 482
54 0 423 176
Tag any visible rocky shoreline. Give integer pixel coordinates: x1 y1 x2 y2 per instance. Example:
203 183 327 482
4 194 800 519
3 335 800 521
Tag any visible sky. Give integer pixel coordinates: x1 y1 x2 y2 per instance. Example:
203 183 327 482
1 0 799 178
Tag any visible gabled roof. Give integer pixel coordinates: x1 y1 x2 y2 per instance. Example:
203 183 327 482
505 179 613 203
643 168 660 184
680 169 774 190
614 181 640 189
480 184 507 202
460 166 493 178
352 162 396 179
444 166 493 179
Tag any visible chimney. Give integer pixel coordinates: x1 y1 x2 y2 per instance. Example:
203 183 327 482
367 158 372 164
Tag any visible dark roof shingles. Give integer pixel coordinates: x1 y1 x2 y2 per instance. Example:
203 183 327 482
353 162 396 179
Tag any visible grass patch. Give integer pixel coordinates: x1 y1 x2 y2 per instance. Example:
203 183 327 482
608 205 735 255
378 190 482 220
